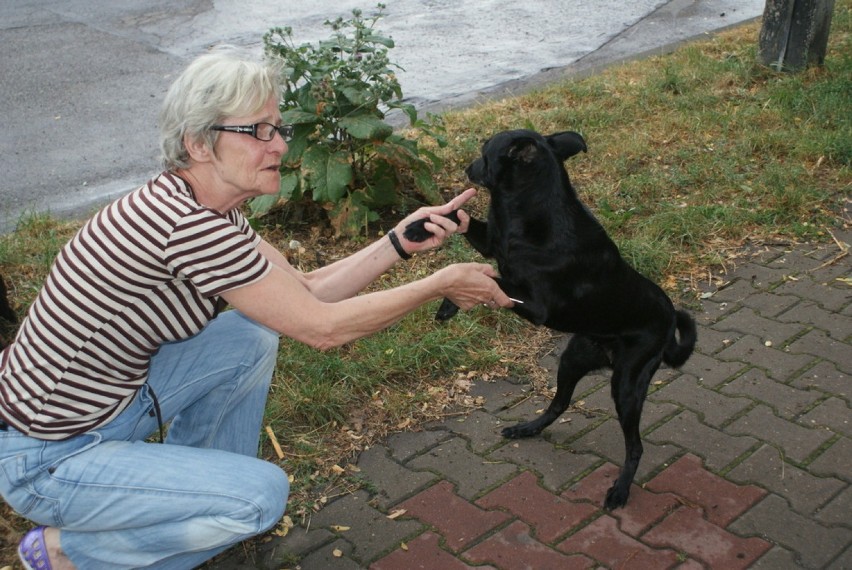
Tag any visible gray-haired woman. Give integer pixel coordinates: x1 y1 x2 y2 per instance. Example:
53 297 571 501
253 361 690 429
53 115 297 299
0 47 512 569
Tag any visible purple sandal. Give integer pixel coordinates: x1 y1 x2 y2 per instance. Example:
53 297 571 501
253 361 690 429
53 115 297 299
18 526 53 570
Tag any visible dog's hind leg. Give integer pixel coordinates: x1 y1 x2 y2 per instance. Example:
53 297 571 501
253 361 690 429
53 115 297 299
604 345 663 510
502 335 609 439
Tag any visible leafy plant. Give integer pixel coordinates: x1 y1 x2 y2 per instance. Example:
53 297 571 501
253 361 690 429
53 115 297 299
255 4 447 235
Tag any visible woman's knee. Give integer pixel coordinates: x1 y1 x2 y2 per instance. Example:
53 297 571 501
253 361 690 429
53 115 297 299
249 461 290 532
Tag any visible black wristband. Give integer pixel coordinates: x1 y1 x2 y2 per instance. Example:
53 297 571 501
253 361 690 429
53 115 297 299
387 229 411 260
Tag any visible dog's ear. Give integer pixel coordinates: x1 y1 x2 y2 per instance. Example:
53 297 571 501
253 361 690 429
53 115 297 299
547 131 587 161
506 137 539 164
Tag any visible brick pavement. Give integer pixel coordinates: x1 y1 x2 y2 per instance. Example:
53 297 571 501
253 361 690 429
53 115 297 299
211 235 851 569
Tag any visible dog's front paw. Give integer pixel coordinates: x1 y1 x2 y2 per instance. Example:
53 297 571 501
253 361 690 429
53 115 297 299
403 210 461 242
501 422 544 439
435 298 460 321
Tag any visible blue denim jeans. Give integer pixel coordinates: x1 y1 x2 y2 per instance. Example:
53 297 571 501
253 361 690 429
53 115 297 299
0 311 289 569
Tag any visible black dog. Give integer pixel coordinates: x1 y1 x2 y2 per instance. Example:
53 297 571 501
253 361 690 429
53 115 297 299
406 129 696 509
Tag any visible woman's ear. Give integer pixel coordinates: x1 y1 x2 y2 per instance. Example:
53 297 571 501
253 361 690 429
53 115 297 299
184 132 214 164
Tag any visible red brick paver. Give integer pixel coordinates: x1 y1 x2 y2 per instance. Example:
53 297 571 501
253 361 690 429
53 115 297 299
463 520 594 570
476 470 598 542
646 453 768 526
557 515 683 569
642 505 772 569
370 532 496 570
397 480 510 552
562 462 681 536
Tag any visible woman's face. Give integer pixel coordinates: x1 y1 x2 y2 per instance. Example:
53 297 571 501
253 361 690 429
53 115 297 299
208 95 288 202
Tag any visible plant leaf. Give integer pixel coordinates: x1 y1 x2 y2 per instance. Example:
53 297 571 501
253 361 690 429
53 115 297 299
338 115 393 141
302 146 352 203
248 193 279 217
328 192 378 236
282 109 321 125
279 171 300 200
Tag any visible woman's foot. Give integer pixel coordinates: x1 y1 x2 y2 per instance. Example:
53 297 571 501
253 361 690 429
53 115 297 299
18 526 76 570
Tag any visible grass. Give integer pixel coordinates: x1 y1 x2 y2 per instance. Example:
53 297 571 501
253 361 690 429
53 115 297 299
1 4 850 553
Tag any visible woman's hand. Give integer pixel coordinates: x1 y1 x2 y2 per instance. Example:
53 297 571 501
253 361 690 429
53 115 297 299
393 188 477 254
435 262 514 311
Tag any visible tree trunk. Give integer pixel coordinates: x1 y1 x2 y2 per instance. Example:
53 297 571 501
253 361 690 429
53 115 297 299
758 0 835 71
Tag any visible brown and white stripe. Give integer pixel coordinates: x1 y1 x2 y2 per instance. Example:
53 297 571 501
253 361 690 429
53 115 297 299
0 172 270 440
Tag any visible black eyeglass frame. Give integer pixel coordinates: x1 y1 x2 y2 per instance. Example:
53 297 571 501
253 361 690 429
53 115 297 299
210 122 294 142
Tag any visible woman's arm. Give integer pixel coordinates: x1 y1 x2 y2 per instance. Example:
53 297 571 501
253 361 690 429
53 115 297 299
257 189 477 303
220 261 510 350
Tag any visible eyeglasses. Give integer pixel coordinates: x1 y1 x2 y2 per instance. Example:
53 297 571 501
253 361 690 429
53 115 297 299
210 122 294 142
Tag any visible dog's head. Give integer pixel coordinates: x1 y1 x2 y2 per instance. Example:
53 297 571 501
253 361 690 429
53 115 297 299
465 129 587 190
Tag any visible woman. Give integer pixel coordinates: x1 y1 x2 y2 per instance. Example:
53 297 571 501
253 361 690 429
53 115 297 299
0 47 512 569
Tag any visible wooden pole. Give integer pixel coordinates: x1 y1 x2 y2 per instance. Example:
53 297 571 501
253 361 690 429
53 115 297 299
758 0 836 71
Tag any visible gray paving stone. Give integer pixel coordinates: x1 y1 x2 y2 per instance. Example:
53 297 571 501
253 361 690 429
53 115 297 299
356 445 436 508
815 484 852 526
495 391 558 424
647 409 757 471
808 436 852 480
729 494 851 569
725 405 833 464
726 260 798 289
710 278 759 303
468 377 529 413
717 334 815 382
727 444 846 515
407 436 519 500
773 276 851 311
386 428 451 462
787 329 852 374
298 539 364 570
309 490 424 563
650 374 752 428
488 437 600 491
790 361 850 401
678 351 748 388
713 307 807 345
695 327 741 354
443 409 509 453
800 397 852 437
778 300 852 341
722 368 823 419
698 298 739 325
264 527 335 560
569 417 681 482
750 545 806 570
741 291 801 318
827 546 852 570
764 250 826 272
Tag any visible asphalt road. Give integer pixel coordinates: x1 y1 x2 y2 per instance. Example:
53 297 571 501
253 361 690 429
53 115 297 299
0 0 764 233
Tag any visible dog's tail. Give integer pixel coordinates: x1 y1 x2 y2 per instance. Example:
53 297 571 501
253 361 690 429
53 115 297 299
663 310 696 368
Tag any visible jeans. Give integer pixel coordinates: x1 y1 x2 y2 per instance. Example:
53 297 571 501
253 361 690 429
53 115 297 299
0 311 289 569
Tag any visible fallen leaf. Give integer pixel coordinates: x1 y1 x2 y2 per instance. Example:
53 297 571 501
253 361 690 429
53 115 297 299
401 542 409 551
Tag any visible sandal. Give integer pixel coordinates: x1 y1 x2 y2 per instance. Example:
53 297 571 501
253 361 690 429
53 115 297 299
18 526 53 570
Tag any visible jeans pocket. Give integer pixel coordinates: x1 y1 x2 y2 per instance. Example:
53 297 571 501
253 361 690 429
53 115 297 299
0 453 60 521
0 453 32 510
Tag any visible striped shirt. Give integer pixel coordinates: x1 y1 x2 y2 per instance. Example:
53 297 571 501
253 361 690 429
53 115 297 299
0 172 271 440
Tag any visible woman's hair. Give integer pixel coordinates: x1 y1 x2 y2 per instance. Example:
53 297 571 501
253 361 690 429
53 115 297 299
159 45 281 170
